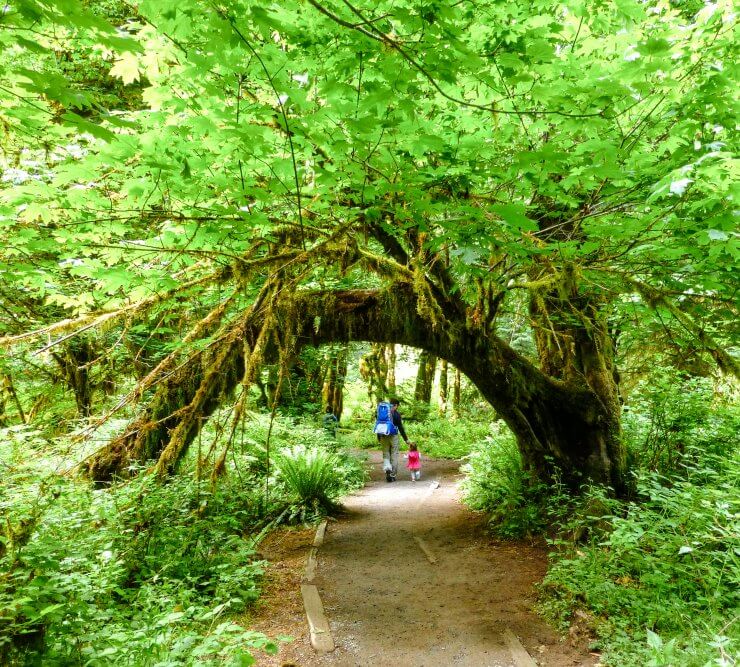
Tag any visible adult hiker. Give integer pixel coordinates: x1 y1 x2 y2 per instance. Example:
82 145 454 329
373 398 412 482
323 405 339 438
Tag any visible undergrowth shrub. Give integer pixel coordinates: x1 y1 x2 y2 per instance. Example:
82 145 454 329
623 368 739 476
0 429 278 666
461 422 551 537
539 452 739 666
537 374 740 667
457 370 738 666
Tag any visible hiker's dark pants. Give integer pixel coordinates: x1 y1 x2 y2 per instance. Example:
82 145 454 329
379 434 399 478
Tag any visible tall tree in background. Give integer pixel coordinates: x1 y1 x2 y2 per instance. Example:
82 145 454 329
452 370 462 419
359 344 390 405
414 351 437 414
0 0 736 491
385 345 396 395
438 360 448 415
321 346 348 419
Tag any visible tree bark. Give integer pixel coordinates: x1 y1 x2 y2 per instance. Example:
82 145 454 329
359 343 389 405
51 339 96 417
414 351 437 404
439 360 448 415
452 369 461 418
88 284 626 493
322 346 348 419
385 344 396 393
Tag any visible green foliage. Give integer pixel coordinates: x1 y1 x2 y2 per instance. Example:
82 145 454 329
623 367 740 475
460 373 738 665
461 422 551 538
537 379 740 667
539 458 739 666
0 429 278 665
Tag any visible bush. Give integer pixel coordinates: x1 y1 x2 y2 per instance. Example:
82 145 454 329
623 368 739 476
538 376 740 667
0 432 277 665
461 422 551 538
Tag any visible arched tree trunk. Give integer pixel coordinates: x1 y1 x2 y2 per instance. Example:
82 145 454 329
88 284 626 493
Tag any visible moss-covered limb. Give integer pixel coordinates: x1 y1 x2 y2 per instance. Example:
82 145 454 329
0 268 229 352
85 321 248 482
89 280 624 491
629 278 740 380
80 291 241 439
86 283 282 481
288 285 624 491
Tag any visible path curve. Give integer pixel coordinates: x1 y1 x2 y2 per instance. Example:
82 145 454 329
256 452 597 666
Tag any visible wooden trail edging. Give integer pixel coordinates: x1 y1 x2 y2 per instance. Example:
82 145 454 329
301 519 335 653
503 628 538 667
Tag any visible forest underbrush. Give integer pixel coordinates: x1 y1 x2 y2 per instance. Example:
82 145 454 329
463 369 739 667
0 410 365 665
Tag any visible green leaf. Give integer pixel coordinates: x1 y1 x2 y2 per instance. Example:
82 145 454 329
490 203 538 232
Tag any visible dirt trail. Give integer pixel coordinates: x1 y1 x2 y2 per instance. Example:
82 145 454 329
253 452 598 666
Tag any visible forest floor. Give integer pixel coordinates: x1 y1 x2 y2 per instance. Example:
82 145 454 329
249 452 600 667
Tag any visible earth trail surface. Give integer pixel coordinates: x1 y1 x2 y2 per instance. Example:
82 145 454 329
254 452 598 666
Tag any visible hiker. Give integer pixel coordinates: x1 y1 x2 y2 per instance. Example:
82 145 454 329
374 398 412 482
406 441 422 481
323 405 339 438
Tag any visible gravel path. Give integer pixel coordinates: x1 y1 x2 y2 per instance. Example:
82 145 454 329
254 451 598 667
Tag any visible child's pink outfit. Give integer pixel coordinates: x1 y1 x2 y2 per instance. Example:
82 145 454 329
406 449 422 481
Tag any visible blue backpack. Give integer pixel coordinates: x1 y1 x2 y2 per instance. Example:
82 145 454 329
373 401 398 436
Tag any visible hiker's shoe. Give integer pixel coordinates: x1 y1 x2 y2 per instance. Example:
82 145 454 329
386 471 393 482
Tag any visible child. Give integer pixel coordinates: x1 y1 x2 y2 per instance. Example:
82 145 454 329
406 442 422 481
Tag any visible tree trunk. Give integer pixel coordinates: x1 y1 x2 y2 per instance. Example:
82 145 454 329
439 360 448 415
1 374 25 424
88 284 626 493
385 344 396 393
322 346 348 419
413 351 436 403
452 369 461 418
359 343 389 405
528 269 624 491
51 339 96 417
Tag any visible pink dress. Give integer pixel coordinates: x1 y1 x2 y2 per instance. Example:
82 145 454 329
406 450 421 470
